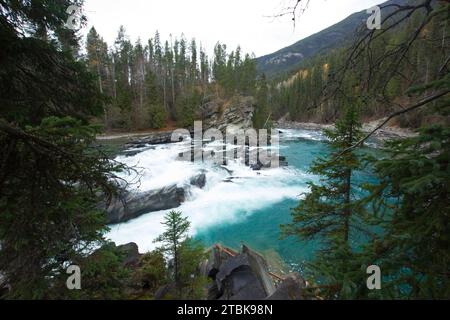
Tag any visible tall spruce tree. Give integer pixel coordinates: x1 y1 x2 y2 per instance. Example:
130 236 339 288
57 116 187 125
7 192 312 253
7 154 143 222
254 74 271 129
362 57 450 300
282 102 370 299
153 211 191 289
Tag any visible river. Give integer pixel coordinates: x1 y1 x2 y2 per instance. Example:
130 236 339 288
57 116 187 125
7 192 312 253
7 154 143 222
106 128 379 274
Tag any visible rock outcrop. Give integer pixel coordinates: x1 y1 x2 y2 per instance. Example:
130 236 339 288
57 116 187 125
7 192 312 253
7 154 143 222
124 131 187 149
106 185 185 224
117 242 141 267
201 244 306 300
202 96 255 133
266 273 306 300
105 172 208 224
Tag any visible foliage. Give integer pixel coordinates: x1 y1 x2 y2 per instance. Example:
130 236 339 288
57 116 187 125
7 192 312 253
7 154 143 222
364 125 450 299
86 28 258 130
57 243 130 300
253 74 271 129
178 238 209 300
282 102 371 299
153 211 191 287
176 89 202 128
270 1 450 125
134 250 168 294
0 0 127 299
0 117 125 298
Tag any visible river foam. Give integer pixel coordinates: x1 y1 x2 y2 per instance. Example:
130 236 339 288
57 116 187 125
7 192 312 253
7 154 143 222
107 132 313 253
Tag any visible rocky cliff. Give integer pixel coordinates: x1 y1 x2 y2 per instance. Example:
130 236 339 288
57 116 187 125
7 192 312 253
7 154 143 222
201 96 255 133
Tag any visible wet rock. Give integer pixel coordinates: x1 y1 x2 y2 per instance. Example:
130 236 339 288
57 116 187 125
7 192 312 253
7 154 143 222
106 185 185 224
251 162 263 171
215 254 267 300
121 146 156 157
205 244 305 300
190 173 206 189
125 131 188 149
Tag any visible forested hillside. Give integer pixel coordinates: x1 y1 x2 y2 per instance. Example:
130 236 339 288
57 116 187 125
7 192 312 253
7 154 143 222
267 0 449 127
85 27 259 130
257 0 413 78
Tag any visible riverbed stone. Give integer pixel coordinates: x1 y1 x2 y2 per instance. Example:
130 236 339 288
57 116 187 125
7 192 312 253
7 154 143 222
190 173 206 189
106 185 185 224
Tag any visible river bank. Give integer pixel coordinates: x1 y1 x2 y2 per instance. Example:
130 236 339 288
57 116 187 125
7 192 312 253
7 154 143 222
97 118 418 144
275 118 418 142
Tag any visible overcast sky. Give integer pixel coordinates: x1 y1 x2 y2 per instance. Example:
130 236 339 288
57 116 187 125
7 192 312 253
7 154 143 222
83 0 385 57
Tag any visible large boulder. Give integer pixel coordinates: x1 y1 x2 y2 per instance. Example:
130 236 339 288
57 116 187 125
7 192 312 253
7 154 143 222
106 185 185 224
205 244 306 300
215 253 267 300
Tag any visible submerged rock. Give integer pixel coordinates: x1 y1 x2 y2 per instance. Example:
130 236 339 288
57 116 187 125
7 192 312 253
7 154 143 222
106 185 185 224
190 173 206 189
120 146 155 157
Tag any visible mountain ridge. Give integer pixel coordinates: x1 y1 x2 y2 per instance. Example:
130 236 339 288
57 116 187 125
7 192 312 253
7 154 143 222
256 0 407 77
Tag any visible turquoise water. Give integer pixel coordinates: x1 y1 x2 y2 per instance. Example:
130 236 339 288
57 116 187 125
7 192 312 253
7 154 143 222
194 135 379 272
108 129 380 273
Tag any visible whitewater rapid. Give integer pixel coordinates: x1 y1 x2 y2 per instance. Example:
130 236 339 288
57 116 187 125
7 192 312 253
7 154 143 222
106 129 320 253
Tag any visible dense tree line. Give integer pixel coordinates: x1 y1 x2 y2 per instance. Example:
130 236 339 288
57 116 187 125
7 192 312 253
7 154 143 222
282 0 450 299
0 0 127 298
271 2 449 127
86 27 258 129
0 0 209 299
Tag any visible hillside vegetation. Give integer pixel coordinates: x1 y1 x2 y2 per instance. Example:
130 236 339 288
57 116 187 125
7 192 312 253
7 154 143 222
261 0 448 128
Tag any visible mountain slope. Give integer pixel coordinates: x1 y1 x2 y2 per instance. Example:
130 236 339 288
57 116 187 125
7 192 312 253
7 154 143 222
256 0 407 77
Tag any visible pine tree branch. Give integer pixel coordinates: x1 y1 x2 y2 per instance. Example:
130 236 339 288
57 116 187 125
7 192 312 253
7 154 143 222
336 89 450 158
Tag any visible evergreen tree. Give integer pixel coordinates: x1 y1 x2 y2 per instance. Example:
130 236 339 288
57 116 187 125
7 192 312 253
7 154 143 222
86 27 110 125
199 45 210 88
282 102 369 299
153 211 191 288
113 26 133 126
0 0 130 298
240 54 257 96
254 74 271 129
212 42 227 86
189 38 199 84
363 54 450 298
176 89 201 128
178 238 208 299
